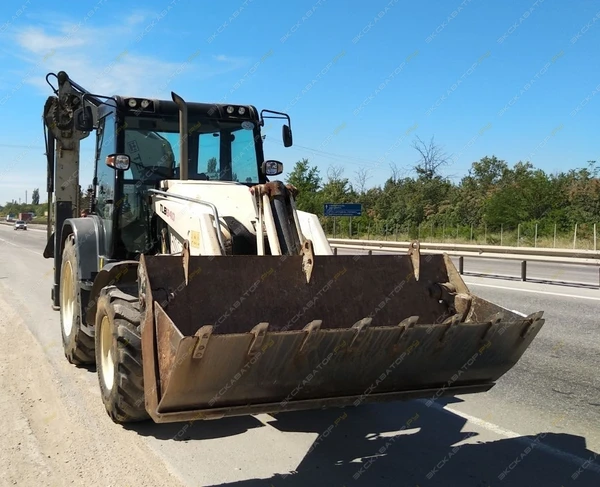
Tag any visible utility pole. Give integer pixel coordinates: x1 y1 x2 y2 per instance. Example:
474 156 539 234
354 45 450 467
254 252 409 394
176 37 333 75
25 190 27 204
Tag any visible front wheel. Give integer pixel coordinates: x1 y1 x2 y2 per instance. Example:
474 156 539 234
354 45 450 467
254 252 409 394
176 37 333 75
60 235 95 365
95 285 149 423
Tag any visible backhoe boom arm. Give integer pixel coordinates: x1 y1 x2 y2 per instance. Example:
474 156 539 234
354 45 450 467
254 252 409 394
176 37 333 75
43 71 101 306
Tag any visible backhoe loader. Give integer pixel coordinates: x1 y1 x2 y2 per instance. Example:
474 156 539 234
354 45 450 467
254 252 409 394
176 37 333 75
41 71 544 424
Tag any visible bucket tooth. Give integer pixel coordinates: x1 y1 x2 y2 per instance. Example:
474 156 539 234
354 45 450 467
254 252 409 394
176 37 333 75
182 239 190 285
396 316 419 343
393 316 419 352
479 310 515 342
398 316 419 330
299 320 322 354
490 312 505 324
480 321 495 342
193 325 213 359
247 322 269 357
438 313 464 343
441 313 464 326
525 311 544 322
349 317 372 350
301 240 315 283
521 311 545 339
408 240 420 281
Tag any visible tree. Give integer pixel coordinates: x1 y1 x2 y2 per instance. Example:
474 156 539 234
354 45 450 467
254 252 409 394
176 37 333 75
31 188 40 205
411 135 450 180
469 155 509 189
354 167 372 194
286 159 321 194
389 162 401 182
321 165 355 203
206 157 217 173
286 158 322 213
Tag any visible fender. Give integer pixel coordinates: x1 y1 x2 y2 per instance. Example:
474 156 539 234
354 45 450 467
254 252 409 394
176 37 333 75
59 215 106 284
85 261 139 325
50 216 106 327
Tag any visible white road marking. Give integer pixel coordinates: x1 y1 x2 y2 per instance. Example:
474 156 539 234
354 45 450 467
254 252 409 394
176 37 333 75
419 399 600 474
464 281 600 302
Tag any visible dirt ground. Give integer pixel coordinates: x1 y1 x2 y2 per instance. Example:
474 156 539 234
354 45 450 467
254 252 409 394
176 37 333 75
0 293 184 487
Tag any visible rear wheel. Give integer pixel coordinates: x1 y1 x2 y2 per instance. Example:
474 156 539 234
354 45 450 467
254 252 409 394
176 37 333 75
60 235 95 365
95 285 149 423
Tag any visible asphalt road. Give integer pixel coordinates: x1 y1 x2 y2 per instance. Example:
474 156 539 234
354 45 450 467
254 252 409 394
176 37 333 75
1 224 599 486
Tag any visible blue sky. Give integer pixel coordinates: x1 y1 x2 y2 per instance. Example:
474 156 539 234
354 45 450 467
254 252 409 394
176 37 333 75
0 0 599 204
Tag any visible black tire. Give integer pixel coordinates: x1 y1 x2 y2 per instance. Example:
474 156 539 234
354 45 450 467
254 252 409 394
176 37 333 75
95 285 149 423
60 235 95 365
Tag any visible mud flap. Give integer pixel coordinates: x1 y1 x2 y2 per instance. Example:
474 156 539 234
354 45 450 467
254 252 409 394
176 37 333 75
137 253 544 423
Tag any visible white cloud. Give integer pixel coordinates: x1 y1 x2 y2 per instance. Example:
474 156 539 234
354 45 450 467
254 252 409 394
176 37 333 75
15 24 92 54
124 11 153 26
6 12 252 99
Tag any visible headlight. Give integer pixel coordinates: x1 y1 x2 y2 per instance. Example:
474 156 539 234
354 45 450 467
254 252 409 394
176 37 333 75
238 106 246 115
128 98 137 107
226 106 235 114
140 99 150 108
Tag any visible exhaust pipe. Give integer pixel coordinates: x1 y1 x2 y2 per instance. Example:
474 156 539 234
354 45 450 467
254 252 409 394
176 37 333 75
171 91 188 180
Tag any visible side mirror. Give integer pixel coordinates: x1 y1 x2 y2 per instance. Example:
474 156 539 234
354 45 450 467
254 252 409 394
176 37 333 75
262 160 284 176
282 124 293 147
106 154 131 171
74 106 94 132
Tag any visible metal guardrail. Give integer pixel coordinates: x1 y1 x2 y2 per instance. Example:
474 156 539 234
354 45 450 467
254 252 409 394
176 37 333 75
328 238 600 287
328 238 600 259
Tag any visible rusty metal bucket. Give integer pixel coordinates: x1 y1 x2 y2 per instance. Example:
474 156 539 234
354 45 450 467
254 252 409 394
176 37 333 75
137 251 544 423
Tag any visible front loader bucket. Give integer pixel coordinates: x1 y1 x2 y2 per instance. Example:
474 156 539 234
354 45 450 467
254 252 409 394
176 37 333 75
137 250 544 423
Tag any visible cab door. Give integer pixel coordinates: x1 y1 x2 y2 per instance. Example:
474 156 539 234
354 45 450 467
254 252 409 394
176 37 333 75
94 110 117 258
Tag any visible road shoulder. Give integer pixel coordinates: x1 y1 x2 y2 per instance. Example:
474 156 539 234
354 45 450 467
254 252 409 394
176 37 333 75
0 292 185 487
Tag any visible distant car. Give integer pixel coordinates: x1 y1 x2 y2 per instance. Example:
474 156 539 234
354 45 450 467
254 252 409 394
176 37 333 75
14 220 27 230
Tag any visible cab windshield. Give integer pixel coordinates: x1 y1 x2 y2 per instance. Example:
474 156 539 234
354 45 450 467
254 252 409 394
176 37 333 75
122 116 262 184
116 116 263 256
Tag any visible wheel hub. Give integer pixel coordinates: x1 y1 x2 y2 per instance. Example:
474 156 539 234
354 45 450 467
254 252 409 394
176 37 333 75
100 316 114 391
61 261 74 336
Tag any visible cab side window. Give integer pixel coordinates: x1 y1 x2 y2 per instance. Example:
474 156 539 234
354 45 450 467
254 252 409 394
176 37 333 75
95 111 116 219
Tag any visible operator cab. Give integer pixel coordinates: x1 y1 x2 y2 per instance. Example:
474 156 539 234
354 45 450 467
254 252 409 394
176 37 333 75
86 97 291 260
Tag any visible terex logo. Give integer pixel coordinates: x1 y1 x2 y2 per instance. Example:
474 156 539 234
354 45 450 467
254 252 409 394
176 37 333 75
159 203 175 221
